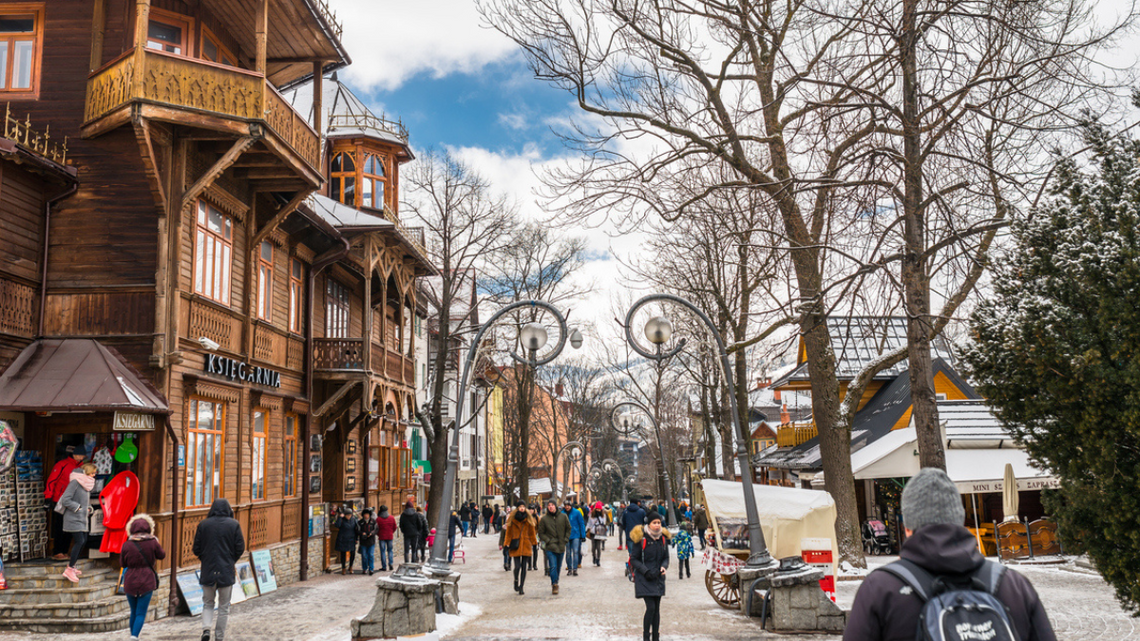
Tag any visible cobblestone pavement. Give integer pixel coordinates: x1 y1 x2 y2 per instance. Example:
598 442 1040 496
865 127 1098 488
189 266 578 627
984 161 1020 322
0 531 1135 640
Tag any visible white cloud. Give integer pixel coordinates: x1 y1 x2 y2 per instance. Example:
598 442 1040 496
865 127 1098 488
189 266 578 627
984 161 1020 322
497 112 529 130
332 0 518 91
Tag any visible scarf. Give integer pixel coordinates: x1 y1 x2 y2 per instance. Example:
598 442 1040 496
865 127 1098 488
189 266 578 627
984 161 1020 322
646 527 663 541
69 470 95 492
514 511 529 522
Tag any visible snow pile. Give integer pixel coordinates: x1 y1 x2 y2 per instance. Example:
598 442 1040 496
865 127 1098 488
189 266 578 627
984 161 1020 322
437 602 484 638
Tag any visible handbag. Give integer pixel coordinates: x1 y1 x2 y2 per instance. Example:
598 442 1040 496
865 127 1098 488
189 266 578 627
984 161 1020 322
509 537 520 551
586 529 595 540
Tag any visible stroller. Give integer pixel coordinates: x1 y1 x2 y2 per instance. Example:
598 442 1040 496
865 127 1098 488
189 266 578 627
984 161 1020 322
862 520 892 555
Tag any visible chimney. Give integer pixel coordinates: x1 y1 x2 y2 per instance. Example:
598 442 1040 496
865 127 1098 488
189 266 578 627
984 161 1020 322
555 383 564 397
780 403 790 425
773 389 781 403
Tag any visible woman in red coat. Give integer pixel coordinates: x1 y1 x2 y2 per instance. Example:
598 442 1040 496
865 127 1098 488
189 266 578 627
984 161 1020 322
120 514 166 641
376 505 398 572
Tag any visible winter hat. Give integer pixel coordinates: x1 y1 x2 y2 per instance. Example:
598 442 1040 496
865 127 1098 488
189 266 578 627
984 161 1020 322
901 467 966 531
646 511 663 525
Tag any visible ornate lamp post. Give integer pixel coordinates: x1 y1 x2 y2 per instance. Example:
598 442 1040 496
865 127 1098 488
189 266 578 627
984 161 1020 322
557 440 585 502
622 293 777 572
427 300 582 573
611 400 678 528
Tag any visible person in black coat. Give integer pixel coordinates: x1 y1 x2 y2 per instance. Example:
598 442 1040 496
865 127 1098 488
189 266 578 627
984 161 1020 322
333 502 359 575
630 511 670 641
844 468 1056 641
398 502 421 563
482 503 493 534
193 498 244 641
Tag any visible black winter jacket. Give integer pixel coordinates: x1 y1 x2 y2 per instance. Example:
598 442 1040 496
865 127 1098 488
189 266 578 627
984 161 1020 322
629 525 670 598
399 506 421 538
844 524 1056 641
334 514 359 552
192 499 245 587
357 517 378 546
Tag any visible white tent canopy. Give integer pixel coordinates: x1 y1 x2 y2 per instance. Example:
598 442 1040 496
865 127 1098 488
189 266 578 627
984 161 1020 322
527 477 573 497
701 480 838 574
850 426 1058 494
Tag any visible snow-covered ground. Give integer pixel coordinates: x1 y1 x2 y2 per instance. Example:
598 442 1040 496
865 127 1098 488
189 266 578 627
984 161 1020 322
5 536 1136 640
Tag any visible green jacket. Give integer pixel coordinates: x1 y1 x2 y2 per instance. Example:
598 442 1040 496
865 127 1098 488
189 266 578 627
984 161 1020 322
536 510 571 553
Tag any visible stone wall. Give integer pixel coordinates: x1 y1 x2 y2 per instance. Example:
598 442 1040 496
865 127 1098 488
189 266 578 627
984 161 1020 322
307 535 326 578
769 583 847 633
269 541 301 586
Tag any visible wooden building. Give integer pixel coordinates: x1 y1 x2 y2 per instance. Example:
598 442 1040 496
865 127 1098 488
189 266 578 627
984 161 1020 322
0 0 434 632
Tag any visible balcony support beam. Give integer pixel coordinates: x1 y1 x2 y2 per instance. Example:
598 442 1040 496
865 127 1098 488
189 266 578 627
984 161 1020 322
181 131 262 214
132 0 151 96
255 0 269 75
313 379 361 418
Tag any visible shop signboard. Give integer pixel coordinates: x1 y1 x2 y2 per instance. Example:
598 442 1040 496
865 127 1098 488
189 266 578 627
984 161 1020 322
235 560 259 600
175 571 204 615
113 412 154 432
251 549 278 594
203 354 282 388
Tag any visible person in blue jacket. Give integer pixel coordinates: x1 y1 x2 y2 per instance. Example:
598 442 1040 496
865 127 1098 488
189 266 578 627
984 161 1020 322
564 500 586 575
621 498 647 550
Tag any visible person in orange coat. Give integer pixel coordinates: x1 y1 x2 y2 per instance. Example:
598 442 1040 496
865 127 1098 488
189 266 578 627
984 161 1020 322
44 446 86 559
502 502 538 595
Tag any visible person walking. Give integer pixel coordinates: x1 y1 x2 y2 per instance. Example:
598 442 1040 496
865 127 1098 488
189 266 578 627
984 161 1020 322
376 504 397 572
333 503 359 574
44 445 85 560
459 503 472 539
693 505 709 551
673 521 694 579
448 509 463 563
193 498 245 641
844 468 1056 641
537 500 570 595
398 501 420 563
58 462 97 583
468 501 479 538
503 502 537 595
415 506 430 562
630 512 670 641
615 503 625 548
357 508 378 576
482 503 493 534
565 500 585 575
587 505 608 566
120 514 165 641
621 499 647 550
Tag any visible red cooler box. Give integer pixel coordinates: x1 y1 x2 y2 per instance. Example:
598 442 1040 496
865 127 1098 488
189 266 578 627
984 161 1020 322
801 537 836 602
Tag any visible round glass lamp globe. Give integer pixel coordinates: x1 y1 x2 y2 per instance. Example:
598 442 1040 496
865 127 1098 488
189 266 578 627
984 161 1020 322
520 322 549 351
644 316 673 345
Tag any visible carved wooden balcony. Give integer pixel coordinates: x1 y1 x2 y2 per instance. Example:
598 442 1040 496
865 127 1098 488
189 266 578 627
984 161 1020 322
82 49 321 182
314 337 366 372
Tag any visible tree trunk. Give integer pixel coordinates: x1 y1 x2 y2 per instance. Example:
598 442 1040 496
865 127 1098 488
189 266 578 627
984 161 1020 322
900 0 944 470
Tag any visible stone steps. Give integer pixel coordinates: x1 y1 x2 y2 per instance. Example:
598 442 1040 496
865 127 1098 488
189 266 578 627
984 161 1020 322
0 593 130 619
1 581 122 604
3 567 116 589
0 604 161 635
2 558 107 576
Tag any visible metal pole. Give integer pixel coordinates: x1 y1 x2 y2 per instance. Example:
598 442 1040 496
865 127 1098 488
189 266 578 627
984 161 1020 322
623 293 776 571
427 300 570 573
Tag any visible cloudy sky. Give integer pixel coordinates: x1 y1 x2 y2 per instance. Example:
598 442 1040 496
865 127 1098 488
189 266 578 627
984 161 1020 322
330 0 642 353
327 0 1140 364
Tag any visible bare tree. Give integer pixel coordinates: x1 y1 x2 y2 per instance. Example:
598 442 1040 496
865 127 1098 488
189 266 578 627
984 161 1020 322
484 223 593 500
480 0 1130 565
403 149 517 515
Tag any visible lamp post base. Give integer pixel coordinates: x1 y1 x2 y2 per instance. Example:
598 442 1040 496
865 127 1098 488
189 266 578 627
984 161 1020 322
421 564 462 615
742 554 781 575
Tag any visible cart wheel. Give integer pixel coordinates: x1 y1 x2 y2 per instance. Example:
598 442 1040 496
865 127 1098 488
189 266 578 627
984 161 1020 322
704 570 741 609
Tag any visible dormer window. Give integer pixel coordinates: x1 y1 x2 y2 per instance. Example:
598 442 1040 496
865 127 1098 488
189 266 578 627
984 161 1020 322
330 151 356 206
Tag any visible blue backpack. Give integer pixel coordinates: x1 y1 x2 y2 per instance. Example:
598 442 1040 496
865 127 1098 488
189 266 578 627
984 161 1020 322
880 559 1020 641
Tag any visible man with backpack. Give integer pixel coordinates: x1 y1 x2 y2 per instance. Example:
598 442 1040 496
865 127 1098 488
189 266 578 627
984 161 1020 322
844 468 1056 641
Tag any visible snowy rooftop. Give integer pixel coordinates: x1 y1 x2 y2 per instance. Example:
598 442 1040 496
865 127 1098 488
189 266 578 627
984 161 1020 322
773 317 957 386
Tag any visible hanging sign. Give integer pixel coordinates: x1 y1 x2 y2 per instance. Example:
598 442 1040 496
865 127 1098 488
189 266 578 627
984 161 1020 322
204 354 282 388
113 412 154 432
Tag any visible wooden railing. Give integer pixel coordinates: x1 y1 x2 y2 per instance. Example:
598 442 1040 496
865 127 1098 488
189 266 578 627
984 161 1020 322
0 277 37 337
84 49 320 170
3 103 69 165
313 337 365 371
283 501 302 541
187 298 239 352
776 421 818 448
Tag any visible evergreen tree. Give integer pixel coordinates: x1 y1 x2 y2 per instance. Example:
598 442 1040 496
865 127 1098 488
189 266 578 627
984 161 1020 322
963 120 1140 614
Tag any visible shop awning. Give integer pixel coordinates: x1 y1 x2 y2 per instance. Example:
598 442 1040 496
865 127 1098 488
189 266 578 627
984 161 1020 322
0 339 169 414
850 425 1057 494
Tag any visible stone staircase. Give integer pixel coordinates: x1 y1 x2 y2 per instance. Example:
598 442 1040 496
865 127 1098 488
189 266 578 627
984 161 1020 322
0 558 159 633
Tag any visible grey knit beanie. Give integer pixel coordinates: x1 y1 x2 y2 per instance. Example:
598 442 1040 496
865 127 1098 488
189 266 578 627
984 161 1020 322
901 468 966 531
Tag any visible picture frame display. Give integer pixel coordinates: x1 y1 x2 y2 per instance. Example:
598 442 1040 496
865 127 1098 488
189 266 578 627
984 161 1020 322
346 457 356 473
347 439 357 454
251 549 278 594
309 453 321 473
346 476 356 492
309 475 321 494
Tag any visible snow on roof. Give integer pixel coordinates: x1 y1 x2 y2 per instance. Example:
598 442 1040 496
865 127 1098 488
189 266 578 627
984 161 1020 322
305 193 394 230
284 76 410 151
775 317 957 385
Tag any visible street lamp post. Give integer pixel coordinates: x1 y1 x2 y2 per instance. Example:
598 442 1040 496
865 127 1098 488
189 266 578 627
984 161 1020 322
427 300 582 573
622 293 777 572
611 401 678 528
